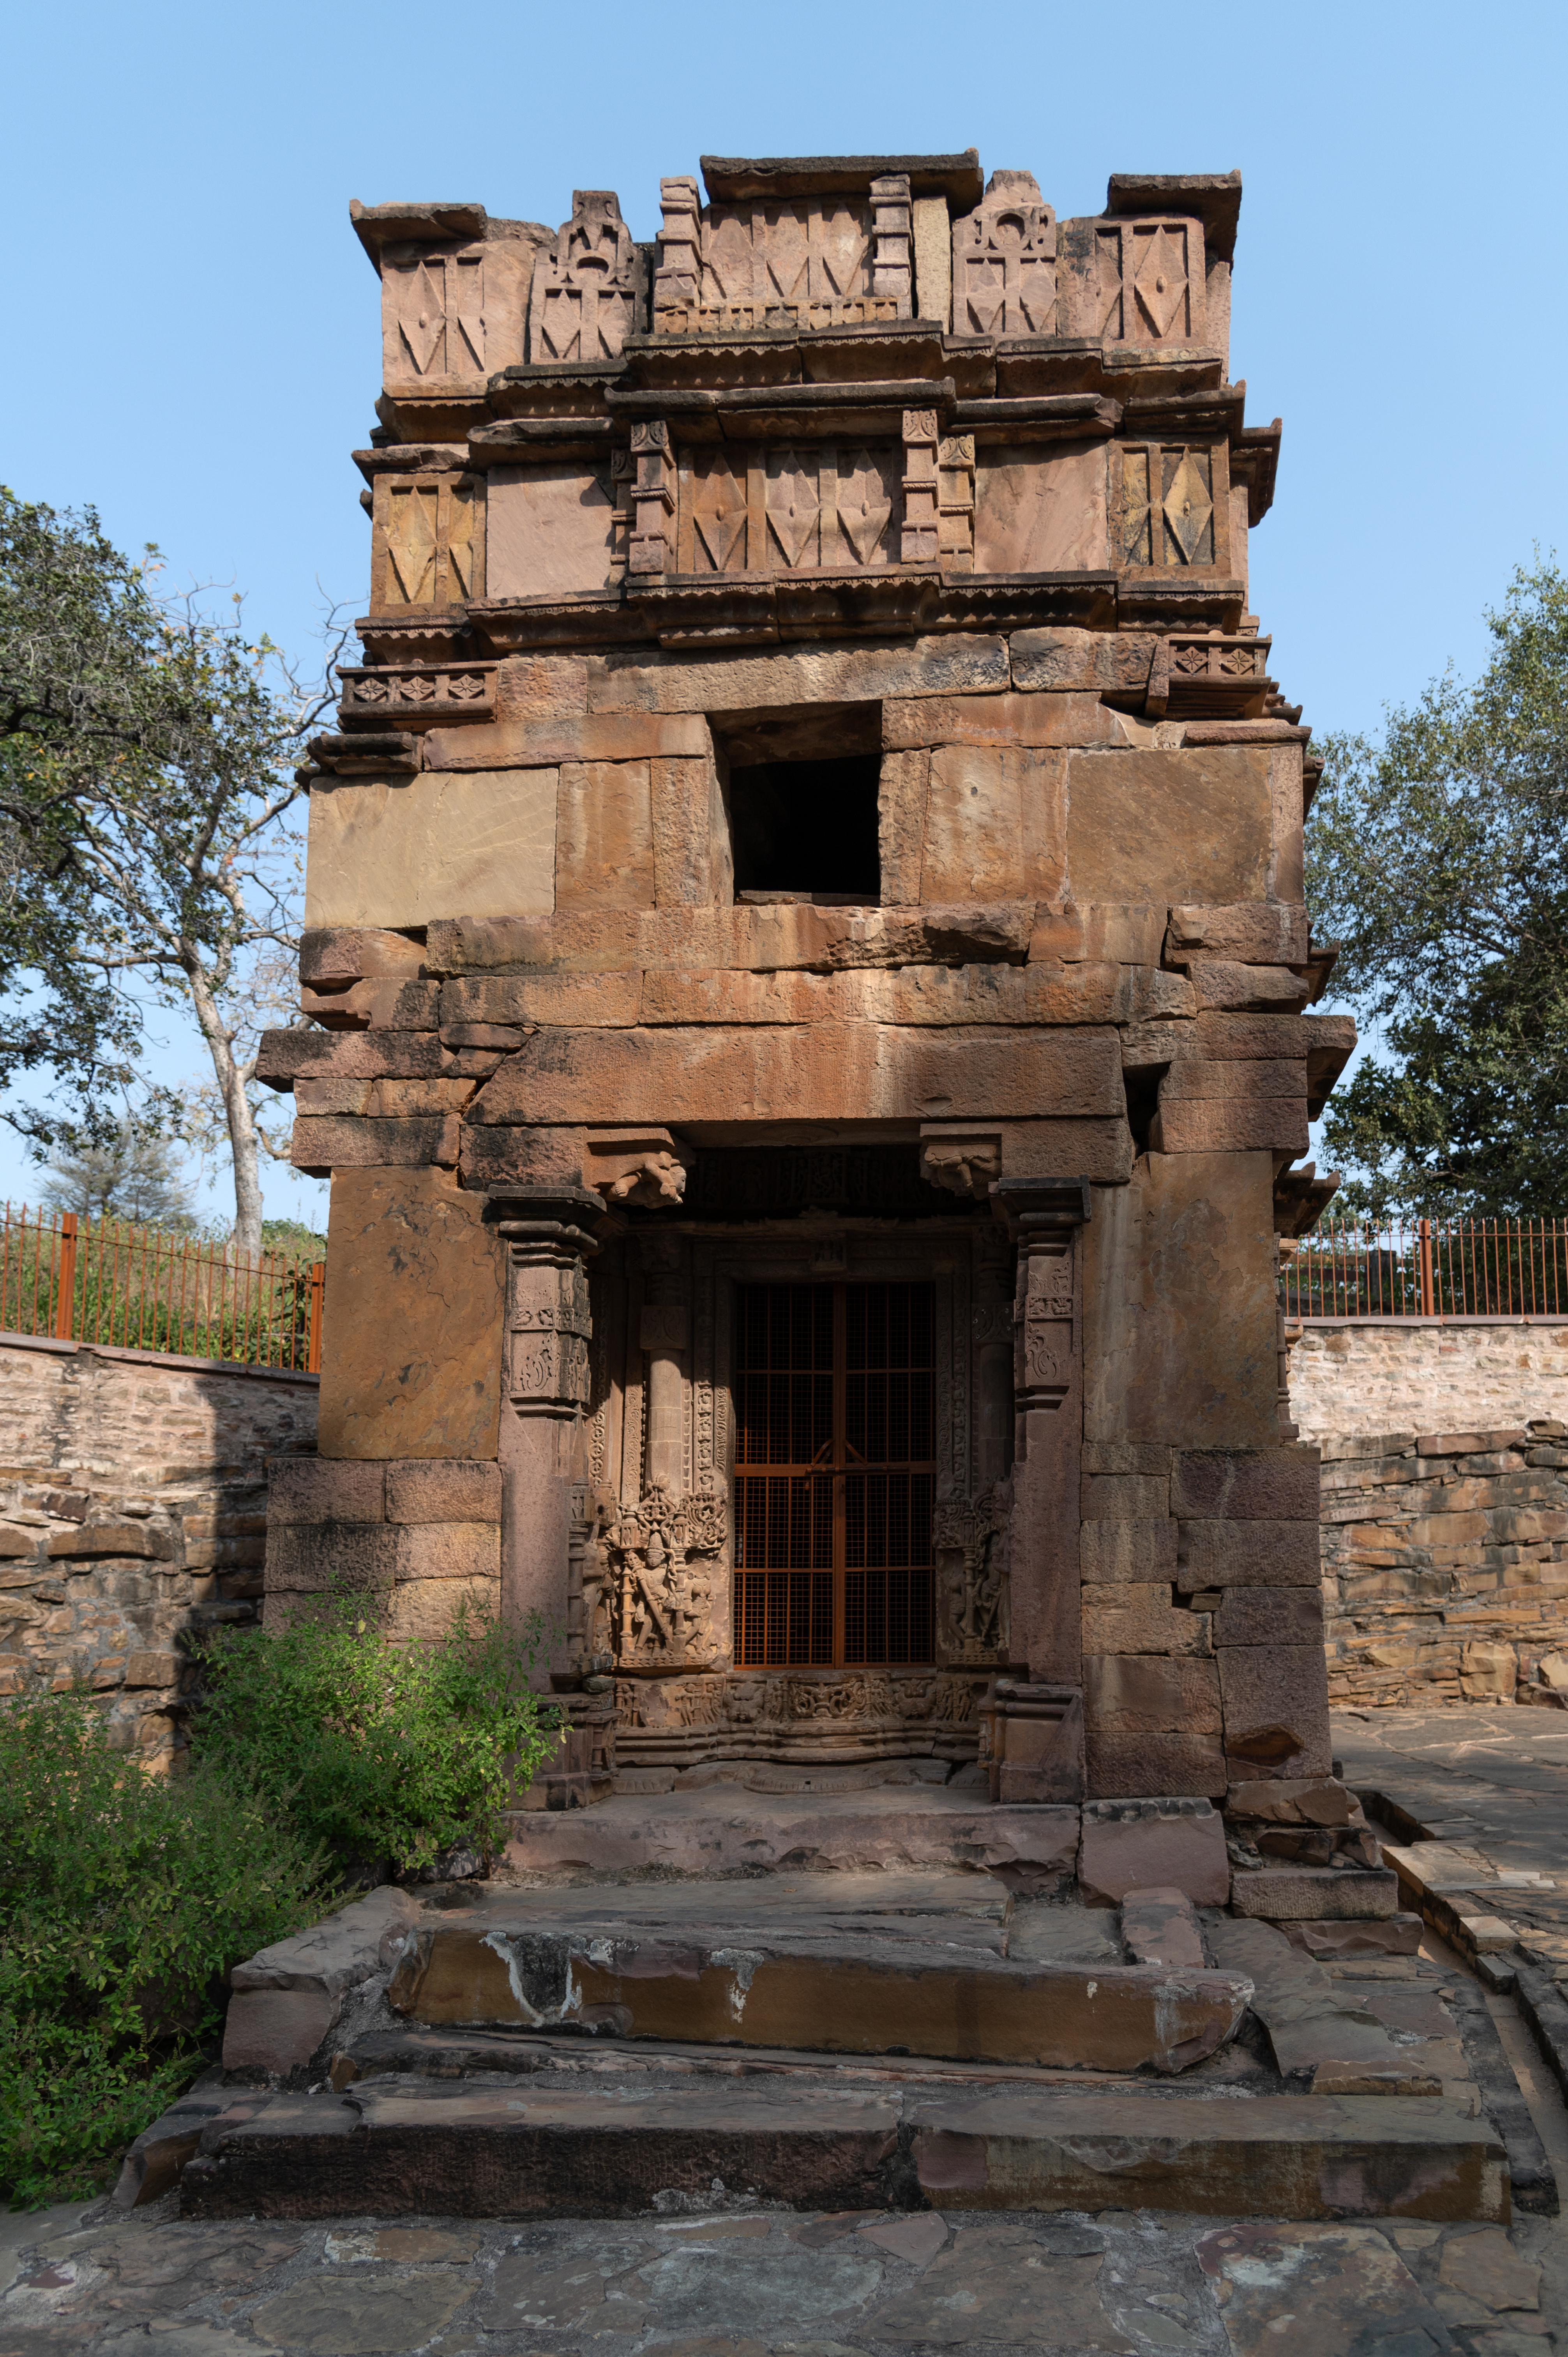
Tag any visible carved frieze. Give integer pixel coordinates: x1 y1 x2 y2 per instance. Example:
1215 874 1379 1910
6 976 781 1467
678 445 901 575
336 661 495 729
604 1483 726 1670
951 172 1057 340
653 178 913 336
528 190 648 362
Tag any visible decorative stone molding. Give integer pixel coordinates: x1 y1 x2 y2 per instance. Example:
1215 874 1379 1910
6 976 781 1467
653 182 913 337
933 1487 1010 1664
901 409 940 565
950 171 1057 340
528 190 648 363
629 421 677 576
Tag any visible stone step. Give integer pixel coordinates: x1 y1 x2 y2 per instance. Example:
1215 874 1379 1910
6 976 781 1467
176 2077 1510 2224
503 1788 1081 1888
386 1912 1252 2075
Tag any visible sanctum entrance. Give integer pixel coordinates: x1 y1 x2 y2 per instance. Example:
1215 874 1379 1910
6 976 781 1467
731 1281 936 1669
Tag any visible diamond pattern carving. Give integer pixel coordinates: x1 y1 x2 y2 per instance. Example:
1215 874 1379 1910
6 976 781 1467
766 451 819 568
387 488 439 603
1133 226 1188 339
654 188 907 336
1162 451 1213 566
391 263 446 376
693 456 748 571
836 449 893 565
951 173 1057 340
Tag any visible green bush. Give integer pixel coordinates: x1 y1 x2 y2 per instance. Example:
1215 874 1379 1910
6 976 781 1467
0 1695 325 2206
194 1589 563 1876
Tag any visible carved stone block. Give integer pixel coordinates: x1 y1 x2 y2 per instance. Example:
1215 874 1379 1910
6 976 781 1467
528 191 648 362
653 186 912 337
951 171 1057 340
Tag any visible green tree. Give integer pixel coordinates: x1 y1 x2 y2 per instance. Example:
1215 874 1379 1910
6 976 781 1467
0 489 344 1254
40 1117 196 1226
1306 558 1568 1216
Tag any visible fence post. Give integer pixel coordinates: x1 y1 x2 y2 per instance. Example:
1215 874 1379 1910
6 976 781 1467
1418 1216 1435 1318
307 1260 326 1372
53 1212 78 1341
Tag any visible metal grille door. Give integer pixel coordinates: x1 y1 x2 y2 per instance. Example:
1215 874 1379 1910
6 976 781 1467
732 1281 934 1667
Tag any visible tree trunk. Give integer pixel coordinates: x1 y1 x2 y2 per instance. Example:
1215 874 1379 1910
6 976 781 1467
189 969 265 1258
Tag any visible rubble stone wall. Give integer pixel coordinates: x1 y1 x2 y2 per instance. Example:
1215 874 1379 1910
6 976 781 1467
1291 1321 1568 1441
0 1334 318 1763
1290 1321 1568 1709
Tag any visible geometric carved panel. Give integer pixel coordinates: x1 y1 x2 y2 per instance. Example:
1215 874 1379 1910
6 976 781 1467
1091 218 1202 345
951 171 1057 340
655 180 911 337
1114 443 1226 573
370 474 483 611
678 445 901 574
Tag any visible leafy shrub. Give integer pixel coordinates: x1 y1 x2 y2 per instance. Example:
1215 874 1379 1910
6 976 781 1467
0 1694 324 2205
194 1590 563 1876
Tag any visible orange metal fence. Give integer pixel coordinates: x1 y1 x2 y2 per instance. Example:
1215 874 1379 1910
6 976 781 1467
0 1204 325 1371
1282 1215 1568 1320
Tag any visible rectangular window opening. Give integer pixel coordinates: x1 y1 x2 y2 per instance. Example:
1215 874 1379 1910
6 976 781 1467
713 703 882 905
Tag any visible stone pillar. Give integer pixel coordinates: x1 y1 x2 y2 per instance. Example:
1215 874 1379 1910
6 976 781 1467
493 1187 602 1678
638 1231 689 1497
995 1177 1088 1685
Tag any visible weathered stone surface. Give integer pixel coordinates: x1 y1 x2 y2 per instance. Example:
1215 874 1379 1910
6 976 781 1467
1212 1587 1324 1646
316 1168 505 1461
1010 627 1155 693
300 928 428 985
233 1887 420 1997
1184 958 1312 1013
1281 1914 1424 1957
304 771 556 929
1438 2226 1542 2311
1197 2223 1462 2351
250 2272 476 2353
555 760 655 910
1219 1643 1333 1777
869 2232 1131 2347
425 901 1037 977
1065 747 1273 904
1031 901 1168 965
914 2092 1506 2220
468 1023 1122 1127
265 1522 399 1596
1225 1776 1361 1828
1078 1802 1229 1906
974 444 1109 574
1174 1447 1321 1520
1166 902 1311 965
1231 1866 1400 1921
1085 1732 1228 1799
1079 1519 1178 1582
1120 1885 1207 1967
585 634 1010 715
1206 1917 1438 2090
424 710 711 770
222 1988 340 2074
885 689 1116 754
1085 1654 1222 1732
484 463 615 601
1178 1517 1323 1587
1084 1153 1280 1451
384 1459 501 1523
267 1458 386 1525
292 1113 459 1173
1081 1587 1211 1657
919 745 1066 903
1151 1097 1309 1154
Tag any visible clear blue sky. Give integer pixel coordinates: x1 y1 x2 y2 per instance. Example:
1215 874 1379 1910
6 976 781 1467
3 0 1562 1222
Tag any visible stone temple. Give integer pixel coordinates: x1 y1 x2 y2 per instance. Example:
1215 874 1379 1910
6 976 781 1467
260 150 1360 1835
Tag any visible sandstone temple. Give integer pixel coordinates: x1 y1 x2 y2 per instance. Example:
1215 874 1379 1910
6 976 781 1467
260 151 1356 1818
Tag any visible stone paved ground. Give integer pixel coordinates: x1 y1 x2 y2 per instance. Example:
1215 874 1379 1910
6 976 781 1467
8 1702 1568 2357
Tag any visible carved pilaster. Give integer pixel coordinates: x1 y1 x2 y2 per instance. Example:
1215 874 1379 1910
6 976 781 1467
938 433 976 572
993 1177 1089 1685
629 420 677 576
653 177 703 324
492 1187 603 1664
901 408 940 565
870 174 913 308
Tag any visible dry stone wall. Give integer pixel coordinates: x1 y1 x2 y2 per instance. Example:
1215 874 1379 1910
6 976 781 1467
1292 1321 1568 1711
0 1335 317 1764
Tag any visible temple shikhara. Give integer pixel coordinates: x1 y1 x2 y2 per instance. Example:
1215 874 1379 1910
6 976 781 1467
261 150 1361 1837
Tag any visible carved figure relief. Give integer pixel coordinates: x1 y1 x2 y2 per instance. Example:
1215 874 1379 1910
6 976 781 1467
933 1488 1010 1663
606 1483 726 1668
654 179 912 336
1017 1238 1074 1409
951 173 1057 339
528 191 648 362
507 1253 593 1414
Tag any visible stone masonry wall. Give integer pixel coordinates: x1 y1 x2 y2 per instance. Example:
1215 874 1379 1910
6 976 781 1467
0 1334 318 1764
1291 1322 1568 1441
1290 1321 1568 1710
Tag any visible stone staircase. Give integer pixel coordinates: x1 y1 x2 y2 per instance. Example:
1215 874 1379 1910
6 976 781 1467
113 1785 1544 2226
